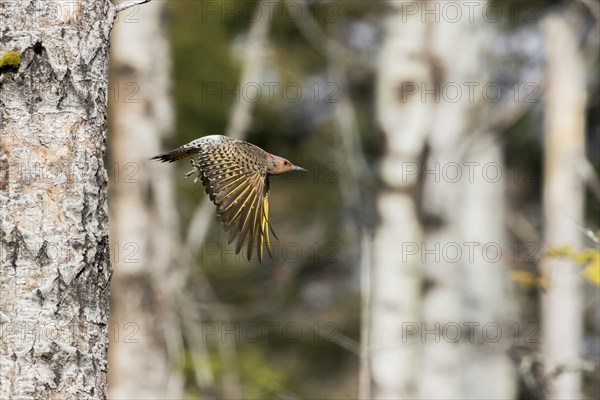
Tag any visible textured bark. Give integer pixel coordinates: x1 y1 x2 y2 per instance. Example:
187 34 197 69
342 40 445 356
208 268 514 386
541 13 586 399
107 1 184 398
0 1 117 399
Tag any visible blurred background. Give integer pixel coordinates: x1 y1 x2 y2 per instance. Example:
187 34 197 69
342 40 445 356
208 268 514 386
106 1 599 399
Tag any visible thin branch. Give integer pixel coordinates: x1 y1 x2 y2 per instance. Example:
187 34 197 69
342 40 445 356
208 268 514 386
507 211 541 245
568 216 600 246
576 157 600 201
286 0 366 67
225 0 272 140
359 231 372 400
115 0 151 14
312 325 360 355
578 0 600 25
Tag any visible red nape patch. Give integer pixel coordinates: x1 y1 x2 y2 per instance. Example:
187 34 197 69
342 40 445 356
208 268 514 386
267 153 275 160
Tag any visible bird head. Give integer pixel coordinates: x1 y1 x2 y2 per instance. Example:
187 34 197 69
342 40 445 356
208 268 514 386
265 153 307 175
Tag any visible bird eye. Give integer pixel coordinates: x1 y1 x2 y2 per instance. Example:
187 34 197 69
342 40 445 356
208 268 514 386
284 161 288 166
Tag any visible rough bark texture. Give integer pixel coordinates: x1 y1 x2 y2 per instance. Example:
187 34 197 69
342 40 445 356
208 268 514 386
0 1 115 399
107 1 184 398
541 13 586 399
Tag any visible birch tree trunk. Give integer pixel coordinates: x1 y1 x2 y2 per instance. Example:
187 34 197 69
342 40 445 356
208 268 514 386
541 13 586 399
0 1 119 398
107 1 184 398
420 3 515 398
371 2 430 397
371 1 515 398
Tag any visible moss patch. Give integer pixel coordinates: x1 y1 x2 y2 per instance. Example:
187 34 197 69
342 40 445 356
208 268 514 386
0 51 21 74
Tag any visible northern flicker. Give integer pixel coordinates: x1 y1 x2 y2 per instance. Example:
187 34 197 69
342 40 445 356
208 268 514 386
151 135 306 261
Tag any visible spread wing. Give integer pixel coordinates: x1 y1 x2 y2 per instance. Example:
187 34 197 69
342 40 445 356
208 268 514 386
197 150 276 262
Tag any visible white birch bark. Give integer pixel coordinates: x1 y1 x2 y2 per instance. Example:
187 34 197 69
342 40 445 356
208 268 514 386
420 3 516 398
541 13 586 399
457 136 516 399
371 1 516 398
0 1 122 398
371 2 431 397
107 1 185 398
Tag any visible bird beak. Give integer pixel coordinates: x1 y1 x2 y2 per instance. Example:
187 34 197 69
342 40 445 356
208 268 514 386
292 165 308 172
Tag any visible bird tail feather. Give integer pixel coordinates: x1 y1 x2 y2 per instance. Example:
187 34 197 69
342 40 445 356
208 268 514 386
150 145 199 163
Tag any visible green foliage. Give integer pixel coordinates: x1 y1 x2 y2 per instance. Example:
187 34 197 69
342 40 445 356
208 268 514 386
232 347 289 398
547 239 600 286
512 232 600 289
510 269 548 290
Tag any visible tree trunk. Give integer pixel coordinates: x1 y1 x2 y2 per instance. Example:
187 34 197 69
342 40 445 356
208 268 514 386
370 1 516 398
370 2 430 397
420 3 515 398
107 1 185 398
541 12 586 399
0 1 118 398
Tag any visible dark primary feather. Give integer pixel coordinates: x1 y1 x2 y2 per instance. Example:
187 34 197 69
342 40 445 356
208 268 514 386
197 140 275 261
153 136 275 261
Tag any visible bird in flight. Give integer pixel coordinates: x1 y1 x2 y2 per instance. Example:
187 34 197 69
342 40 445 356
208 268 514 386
151 135 307 261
